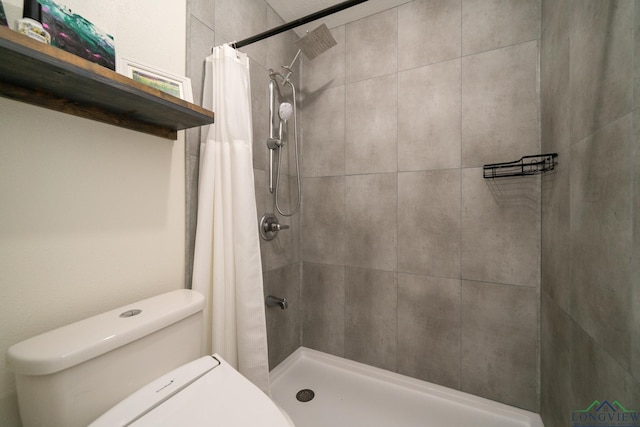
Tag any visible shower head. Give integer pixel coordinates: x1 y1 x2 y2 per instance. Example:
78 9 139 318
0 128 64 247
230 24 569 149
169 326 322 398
279 102 293 122
276 24 337 86
295 23 337 60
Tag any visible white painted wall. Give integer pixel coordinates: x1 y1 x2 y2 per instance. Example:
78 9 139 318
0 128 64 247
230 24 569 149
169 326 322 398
0 1 187 425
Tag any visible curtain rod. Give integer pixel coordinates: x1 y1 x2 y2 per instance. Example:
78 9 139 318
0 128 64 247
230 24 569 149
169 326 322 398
231 0 369 49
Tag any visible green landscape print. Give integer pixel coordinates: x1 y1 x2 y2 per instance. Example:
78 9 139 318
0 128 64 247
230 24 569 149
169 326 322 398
132 69 181 98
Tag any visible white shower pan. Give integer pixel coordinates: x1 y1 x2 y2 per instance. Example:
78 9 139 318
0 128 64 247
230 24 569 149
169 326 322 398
270 347 544 427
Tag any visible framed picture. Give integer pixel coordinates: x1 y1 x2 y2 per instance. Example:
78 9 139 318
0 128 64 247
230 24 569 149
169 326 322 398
117 57 193 102
40 0 115 69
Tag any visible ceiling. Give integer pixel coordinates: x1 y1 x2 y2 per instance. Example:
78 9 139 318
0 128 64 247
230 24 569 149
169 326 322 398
265 0 412 37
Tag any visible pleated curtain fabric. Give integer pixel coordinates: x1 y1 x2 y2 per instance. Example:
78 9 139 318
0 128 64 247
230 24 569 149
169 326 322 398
192 44 270 395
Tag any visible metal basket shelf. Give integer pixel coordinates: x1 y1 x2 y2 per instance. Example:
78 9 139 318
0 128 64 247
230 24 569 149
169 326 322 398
483 153 558 179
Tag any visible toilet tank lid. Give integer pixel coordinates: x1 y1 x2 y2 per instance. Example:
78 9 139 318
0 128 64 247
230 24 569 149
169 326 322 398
7 290 205 376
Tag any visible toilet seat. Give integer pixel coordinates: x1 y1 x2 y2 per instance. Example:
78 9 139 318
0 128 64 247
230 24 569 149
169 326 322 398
90 355 294 427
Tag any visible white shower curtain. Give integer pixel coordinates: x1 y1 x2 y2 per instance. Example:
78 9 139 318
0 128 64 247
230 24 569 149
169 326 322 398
192 44 270 394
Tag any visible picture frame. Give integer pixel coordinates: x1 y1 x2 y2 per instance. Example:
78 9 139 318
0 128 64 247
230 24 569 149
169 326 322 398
40 0 115 69
117 57 193 103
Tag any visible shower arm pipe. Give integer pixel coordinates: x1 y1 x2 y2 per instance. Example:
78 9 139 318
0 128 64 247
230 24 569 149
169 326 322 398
230 0 369 49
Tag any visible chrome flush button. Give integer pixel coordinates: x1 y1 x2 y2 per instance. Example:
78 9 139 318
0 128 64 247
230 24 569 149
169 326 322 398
119 309 142 318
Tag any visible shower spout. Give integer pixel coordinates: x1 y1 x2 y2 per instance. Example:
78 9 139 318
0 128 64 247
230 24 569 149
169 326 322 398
266 295 288 310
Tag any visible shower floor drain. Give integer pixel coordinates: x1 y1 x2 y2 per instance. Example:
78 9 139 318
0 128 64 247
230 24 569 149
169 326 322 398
296 388 315 402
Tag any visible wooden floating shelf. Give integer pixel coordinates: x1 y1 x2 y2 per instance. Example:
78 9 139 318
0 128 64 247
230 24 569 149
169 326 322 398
0 25 214 140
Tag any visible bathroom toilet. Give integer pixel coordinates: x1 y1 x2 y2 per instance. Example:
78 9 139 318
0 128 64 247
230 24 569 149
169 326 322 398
7 289 294 427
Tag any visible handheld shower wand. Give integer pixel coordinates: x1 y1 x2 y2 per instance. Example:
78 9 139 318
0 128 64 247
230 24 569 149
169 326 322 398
279 102 293 122
277 102 293 148
267 102 293 193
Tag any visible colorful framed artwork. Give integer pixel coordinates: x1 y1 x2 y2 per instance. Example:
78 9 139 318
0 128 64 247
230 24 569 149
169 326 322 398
39 0 115 70
117 57 193 102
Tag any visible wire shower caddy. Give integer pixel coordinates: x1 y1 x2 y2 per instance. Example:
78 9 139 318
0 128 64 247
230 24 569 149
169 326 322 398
483 153 558 179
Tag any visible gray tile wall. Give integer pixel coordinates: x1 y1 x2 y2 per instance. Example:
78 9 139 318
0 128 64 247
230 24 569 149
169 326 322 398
540 1 640 426
300 0 541 412
184 0 303 368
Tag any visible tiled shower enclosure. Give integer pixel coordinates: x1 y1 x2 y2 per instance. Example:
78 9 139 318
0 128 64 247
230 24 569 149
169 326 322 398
184 0 640 424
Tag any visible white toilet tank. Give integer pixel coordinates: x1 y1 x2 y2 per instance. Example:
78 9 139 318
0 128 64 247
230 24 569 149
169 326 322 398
7 289 205 427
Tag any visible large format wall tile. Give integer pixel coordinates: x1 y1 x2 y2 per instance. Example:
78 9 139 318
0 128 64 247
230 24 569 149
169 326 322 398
345 267 397 371
255 169 268 274
302 85 346 177
541 0 570 155
570 114 633 371
264 175 301 271
302 262 345 357
570 317 635 411
462 0 540 55
302 176 346 265
274 119 297 177
462 41 539 168
345 173 397 271
345 9 398 83
250 59 270 171
398 274 461 389
541 152 570 312
346 74 398 174
266 7 299 74
264 264 301 369
398 170 461 278
398 0 461 71
215 0 269 66
461 168 540 287
189 0 215 30
539 1 640 424
541 0 562 34
540 293 572 427
188 16 215 109
569 0 633 142
398 59 461 171
461 281 538 411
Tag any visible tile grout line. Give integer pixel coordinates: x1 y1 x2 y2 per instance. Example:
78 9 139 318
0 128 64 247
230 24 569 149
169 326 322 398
395 3 400 375
458 0 464 392
342 22 348 361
